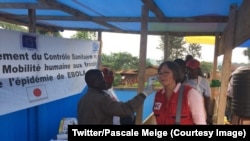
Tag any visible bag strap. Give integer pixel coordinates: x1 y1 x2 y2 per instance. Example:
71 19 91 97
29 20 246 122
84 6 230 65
197 76 202 85
197 76 204 96
175 84 184 125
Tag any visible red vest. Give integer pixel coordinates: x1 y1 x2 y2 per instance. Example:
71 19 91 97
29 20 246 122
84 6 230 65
153 85 194 125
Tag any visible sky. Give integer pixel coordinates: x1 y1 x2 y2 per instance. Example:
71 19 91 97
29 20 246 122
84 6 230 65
61 30 249 64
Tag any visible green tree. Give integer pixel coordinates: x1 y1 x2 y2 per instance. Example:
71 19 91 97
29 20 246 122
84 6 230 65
101 52 153 70
186 43 202 59
101 53 115 68
0 21 62 37
158 35 186 60
0 22 27 32
158 35 202 60
37 29 62 37
200 61 212 74
101 52 153 86
243 48 250 62
71 31 97 40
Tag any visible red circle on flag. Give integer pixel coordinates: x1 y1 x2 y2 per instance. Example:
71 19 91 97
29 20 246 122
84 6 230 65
33 88 42 97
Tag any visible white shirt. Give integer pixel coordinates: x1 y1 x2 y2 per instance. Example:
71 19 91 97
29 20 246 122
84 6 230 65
227 76 233 98
160 83 207 124
184 76 211 98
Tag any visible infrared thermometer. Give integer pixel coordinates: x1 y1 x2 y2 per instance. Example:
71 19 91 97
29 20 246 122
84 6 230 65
147 75 158 85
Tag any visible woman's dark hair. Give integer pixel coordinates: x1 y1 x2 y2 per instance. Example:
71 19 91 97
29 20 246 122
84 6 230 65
158 61 183 83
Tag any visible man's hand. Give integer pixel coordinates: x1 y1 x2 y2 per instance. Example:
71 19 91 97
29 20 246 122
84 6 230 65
147 75 158 85
142 85 154 96
142 76 157 96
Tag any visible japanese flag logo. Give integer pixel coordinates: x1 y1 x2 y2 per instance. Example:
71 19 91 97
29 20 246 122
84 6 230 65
26 85 48 102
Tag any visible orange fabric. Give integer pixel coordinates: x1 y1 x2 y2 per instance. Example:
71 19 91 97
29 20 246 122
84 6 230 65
102 68 114 84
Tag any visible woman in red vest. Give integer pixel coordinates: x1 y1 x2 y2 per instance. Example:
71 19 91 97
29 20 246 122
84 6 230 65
152 61 207 125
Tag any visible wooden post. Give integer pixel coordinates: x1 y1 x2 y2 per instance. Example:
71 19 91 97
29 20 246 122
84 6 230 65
211 34 220 84
28 9 36 33
97 31 102 69
211 34 220 124
216 5 237 124
136 5 148 125
28 8 38 141
232 115 250 125
163 33 169 61
234 0 250 47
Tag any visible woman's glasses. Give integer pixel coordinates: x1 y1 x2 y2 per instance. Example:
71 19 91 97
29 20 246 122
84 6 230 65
157 71 169 76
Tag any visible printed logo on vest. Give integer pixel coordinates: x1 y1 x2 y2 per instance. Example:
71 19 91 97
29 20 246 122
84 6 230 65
154 102 162 110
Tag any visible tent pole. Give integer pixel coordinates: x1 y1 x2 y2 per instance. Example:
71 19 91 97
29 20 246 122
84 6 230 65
136 4 149 125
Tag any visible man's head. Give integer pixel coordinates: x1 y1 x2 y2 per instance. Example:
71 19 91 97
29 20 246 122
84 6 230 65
174 58 186 74
102 68 114 89
185 55 194 64
186 59 200 79
174 58 187 82
85 69 107 91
